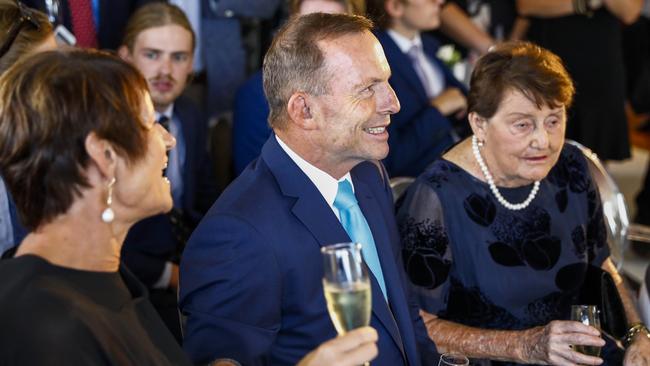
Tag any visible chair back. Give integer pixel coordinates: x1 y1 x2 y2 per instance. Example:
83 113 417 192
566 140 629 269
389 176 415 203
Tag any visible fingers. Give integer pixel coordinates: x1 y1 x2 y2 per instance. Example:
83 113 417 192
296 327 378 366
419 309 438 323
544 321 604 366
330 327 378 351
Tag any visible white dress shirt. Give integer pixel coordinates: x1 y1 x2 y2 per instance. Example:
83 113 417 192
276 135 353 220
387 29 445 98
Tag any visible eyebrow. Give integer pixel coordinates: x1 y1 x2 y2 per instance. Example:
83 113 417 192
353 76 388 92
505 109 564 118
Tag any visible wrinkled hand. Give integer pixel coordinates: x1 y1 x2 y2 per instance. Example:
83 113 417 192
624 331 650 366
522 320 605 365
297 327 378 366
431 87 467 117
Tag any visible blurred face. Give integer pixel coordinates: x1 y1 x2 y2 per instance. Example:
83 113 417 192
474 89 566 187
114 93 176 220
299 0 347 14
123 24 193 112
392 0 444 35
309 31 400 176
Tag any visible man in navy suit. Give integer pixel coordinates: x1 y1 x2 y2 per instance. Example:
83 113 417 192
23 0 160 49
367 0 468 177
118 3 217 342
180 13 439 366
232 0 354 176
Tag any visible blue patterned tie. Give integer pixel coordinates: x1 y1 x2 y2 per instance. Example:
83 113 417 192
334 179 387 300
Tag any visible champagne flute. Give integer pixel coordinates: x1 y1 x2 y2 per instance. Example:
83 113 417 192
321 242 372 336
571 305 602 357
438 353 469 366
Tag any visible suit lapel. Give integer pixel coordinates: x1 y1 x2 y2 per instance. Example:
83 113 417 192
262 136 350 246
353 177 407 361
262 138 409 361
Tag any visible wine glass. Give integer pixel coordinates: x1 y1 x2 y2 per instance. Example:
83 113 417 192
438 353 469 366
321 242 372 336
571 305 602 357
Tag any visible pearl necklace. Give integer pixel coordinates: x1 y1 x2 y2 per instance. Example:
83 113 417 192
471 135 540 211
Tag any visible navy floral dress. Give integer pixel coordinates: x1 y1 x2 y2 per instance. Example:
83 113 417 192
397 144 617 365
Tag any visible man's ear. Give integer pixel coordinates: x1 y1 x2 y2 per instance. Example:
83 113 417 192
286 92 317 130
385 0 405 19
468 112 488 140
85 132 117 180
117 45 131 61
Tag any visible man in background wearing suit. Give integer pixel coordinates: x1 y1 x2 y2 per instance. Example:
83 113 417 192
23 0 158 49
118 2 216 342
180 12 439 366
367 0 468 177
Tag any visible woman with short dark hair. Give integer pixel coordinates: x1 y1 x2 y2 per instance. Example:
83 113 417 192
399 41 650 365
0 49 189 365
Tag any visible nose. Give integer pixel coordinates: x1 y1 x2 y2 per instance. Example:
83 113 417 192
159 56 172 75
378 82 400 115
159 125 176 151
531 124 550 150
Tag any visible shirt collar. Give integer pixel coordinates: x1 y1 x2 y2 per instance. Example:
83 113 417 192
155 103 174 121
387 29 423 54
275 135 353 207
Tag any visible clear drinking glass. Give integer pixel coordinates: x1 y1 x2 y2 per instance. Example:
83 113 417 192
571 305 602 357
321 242 372 335
438 353 470 366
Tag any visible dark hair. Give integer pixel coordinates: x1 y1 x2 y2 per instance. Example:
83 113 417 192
289 0 353 14
468 41 575 119
122 2 195 52
263 12 374 129
365 0 405 29
0 49 150 230
0 0 52 74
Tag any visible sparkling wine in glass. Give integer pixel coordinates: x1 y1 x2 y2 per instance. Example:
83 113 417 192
438 353 469 366
571 305 602 357
321 242 371 335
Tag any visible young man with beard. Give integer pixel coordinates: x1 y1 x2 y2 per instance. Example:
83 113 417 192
118 2 216 342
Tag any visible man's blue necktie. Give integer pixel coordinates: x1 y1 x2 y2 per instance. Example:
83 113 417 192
333 179 387 300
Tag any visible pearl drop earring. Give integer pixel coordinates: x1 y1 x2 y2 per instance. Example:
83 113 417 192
101 177 116 223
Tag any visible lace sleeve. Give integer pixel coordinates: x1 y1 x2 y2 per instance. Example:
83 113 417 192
397 178 453 315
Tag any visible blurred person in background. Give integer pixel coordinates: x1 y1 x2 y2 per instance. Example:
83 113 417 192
0 0 55 259
366 0 469 177
23 0 158 49
118 2 217 342
518 0 643 162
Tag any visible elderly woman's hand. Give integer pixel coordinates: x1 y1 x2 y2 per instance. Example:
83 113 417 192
521 320 605 365
624 331 650 365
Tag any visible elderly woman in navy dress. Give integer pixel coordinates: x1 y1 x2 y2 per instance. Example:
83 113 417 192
398 41 650 365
